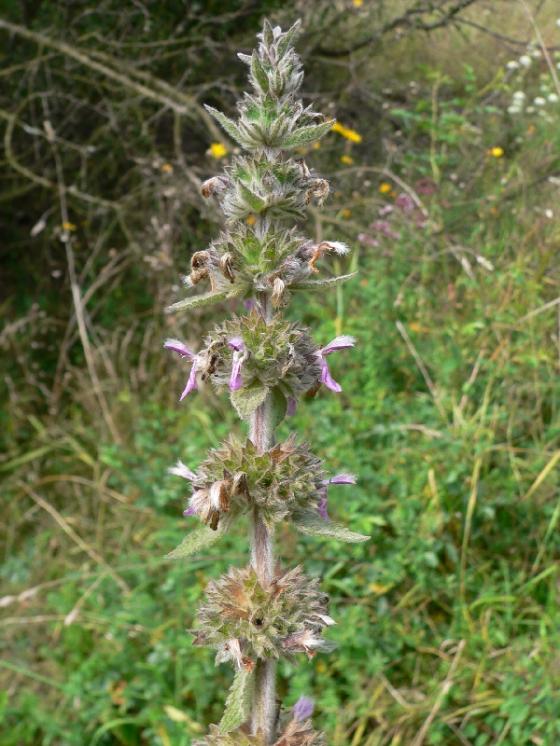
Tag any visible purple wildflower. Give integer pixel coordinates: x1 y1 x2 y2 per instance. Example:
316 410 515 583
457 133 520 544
228 337 245 391
327 473 356 485
183 505 196 517
168 460 197 481
370 219 400 240
395 193 415 213
318 473 357 520
293 696 314 722
357 232 380 248
164 338 198 400
317 335 355 393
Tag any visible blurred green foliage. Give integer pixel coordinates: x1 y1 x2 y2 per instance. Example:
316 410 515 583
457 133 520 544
1 1 560 744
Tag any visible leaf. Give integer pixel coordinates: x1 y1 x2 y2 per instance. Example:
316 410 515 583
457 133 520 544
218 667 254 734
166 525 223 560
230 384 269 420
293 512 369 543
238 183 266 213
282 120 335 148
292 272 357 290
165 289 232 314
261 19 274 48
204 105 244 146
277 20 302 57
250 51 269 94
270 387 287 428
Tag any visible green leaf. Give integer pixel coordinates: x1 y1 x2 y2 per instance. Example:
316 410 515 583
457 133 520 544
261 19 274 48
293 511 369 543
166 525 223 560
165 289 233 314
250 51 269 94
204 105 244 146
238 183 266 213
283 120 334 148
277 20 301 57
270 387 287 428
292 272 357 290
230 384 268 420
219 667 254 734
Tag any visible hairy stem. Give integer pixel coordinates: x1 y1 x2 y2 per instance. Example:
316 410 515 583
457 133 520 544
249 292 276 742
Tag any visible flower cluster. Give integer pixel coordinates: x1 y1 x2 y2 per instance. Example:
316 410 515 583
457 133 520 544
181 223 350 309
193 566 335 667
170 435 356 531
164 315 355 418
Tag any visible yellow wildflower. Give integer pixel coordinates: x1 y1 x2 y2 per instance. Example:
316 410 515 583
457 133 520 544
341 208 352 219
489 146 504 158
209 142 228 159
311 141 321 150
62 221 76 232
378 182 392 194
340 154 354 165
331 121 362 144
246 214 256 226
161 163 173 174
353 0 364 6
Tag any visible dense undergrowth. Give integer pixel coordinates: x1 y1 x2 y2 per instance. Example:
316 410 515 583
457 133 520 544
1 2 560 744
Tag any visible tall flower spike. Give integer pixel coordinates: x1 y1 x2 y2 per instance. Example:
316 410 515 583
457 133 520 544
162 20 367 744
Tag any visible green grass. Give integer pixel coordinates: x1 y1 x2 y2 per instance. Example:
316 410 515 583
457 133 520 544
2 7 560 745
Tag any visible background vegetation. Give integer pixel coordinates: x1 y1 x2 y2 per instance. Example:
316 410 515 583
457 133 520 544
1 1 560 744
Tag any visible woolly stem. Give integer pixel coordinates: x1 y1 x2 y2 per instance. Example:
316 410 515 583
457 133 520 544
249 291 276 742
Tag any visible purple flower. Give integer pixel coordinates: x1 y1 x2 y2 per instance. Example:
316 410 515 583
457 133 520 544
327 473 356 485
318 473 357 520
357 232 380 248
370 220 400 240
287 397 297 416
168 460 197 481
293 696 314 722
164 339 198 400
183 505 196 517
395 192 415 213
227 337 245 391
317 335 355 393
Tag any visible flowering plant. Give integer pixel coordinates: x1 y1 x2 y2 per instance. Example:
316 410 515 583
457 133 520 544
163 20 367 743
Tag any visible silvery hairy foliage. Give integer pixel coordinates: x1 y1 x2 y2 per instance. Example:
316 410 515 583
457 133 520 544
163 20 367 744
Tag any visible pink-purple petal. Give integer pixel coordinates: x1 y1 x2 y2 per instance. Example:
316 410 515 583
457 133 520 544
320 335 355 356
228 336 244 352
183 505 196 517
320 359 342 393
229 354 243 391
329 473 356 485
287 397 297 416
318 496 329 520
180 363 198 400
293 696 315 722
164 338 194 359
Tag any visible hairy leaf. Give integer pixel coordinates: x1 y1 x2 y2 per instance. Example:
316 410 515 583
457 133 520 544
282 120 334 148
219 667 255 734
293 512 369 543
238 183 266 213
230 384 269 420
165 289 233 314
205 105 245 146
166 525 223 560
292 272 358 290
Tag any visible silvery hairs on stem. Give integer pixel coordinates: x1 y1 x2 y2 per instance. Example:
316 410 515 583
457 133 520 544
162 19 368 744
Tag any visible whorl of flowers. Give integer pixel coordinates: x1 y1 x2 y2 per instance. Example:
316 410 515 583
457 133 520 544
193 566 335 666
